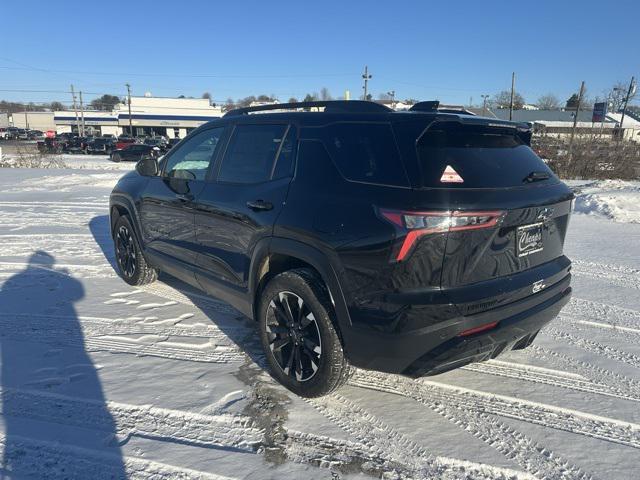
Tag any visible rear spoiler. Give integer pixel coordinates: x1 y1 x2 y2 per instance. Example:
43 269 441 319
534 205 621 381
418 116 534 146
410 100 476 116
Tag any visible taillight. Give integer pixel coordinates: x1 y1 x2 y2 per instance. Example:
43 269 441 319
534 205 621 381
380 208 505 261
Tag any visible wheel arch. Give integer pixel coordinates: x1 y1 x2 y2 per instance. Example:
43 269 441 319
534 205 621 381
109 194 143 241
249 237 353 341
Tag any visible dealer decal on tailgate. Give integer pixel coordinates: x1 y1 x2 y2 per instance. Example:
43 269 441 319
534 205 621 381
517 222 544 257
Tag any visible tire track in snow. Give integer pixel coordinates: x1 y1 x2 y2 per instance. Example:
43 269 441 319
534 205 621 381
461 360 640 403
352 368 639 464
349 371 594 480
0 261 116 279
0 434 238 480
0 237 109 261
353 369 640 448
571 260 640 290
543 327 640 371
0 387 262 453
306 393 535 480
0 312 246 340
0 314 244 364
565 298 640 331
140 282 239 315
526 345 640 403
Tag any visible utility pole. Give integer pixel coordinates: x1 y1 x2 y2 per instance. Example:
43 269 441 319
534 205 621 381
569 81 585 155
70 84 80 135
126 83 133 136
24 104 29 130
619 76 636 141
362 66 372 101
78 91 86 137
481 94 490 116
509 72 516 121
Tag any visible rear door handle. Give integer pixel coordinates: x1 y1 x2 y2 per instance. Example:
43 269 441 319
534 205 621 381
246 200 273 211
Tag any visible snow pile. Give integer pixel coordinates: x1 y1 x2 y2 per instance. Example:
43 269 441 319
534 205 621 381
570 180 640 224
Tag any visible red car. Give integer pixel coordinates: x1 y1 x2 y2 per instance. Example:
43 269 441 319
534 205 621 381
115 137 136 150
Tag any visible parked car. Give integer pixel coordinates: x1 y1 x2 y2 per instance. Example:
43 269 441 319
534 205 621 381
4 127 20 140
37 137 63 154
109 100 573 398
110 143 159 162
59 135 82 153
115 137 136 150
27 129 44 140
16 129 29 140
143 137 170 153
86 136 116 155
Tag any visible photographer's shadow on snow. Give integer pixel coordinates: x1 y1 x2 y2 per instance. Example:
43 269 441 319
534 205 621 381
0 251 126 478
90 215 267 369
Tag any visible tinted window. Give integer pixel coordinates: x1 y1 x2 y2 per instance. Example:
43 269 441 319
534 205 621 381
322 123 409 187
164 127 224 181
218 124 287 184
416 122 555 188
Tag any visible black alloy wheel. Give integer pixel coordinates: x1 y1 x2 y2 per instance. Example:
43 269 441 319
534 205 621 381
115 224 137 279
265 291 322 382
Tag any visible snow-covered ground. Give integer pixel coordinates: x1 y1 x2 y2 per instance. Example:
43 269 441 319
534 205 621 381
1 158 639 479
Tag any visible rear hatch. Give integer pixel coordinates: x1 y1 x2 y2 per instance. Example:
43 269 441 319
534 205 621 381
391 117 573 313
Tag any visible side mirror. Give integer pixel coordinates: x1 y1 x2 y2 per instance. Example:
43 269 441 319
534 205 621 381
136 156 159 176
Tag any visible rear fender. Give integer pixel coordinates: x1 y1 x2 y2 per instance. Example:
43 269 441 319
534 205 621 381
249 237 353 344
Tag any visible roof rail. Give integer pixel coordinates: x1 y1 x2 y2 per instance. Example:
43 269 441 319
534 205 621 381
223 100 391 117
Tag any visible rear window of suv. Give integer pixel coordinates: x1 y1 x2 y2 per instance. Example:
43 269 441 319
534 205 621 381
415 121 556 188
321 123 409 187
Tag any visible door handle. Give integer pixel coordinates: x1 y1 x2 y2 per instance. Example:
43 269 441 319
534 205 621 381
246 199 273 211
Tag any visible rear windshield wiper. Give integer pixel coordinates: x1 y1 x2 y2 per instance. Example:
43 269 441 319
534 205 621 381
523 171 551 183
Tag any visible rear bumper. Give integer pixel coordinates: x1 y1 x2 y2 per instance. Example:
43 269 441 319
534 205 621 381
342 272 571 376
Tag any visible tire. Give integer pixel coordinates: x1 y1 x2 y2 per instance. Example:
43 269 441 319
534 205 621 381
112 215 157 286
112 153 121 162
258 268 350 398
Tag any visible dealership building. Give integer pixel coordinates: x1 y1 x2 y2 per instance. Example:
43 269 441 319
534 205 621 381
10 96 223 138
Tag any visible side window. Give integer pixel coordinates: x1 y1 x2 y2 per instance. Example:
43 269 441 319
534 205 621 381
218 124 287 184
271 126 297 179
164 127 224 181
322 123 409 187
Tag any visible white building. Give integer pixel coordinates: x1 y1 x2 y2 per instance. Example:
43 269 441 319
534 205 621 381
54 96 223 138
9 111 55 131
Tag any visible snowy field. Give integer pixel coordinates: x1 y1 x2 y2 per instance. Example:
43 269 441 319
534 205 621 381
1 155 639 479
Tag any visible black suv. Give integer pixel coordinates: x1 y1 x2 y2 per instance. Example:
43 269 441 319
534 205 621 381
109 100 573 397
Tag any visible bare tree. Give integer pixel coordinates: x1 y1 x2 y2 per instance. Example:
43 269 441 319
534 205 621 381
606 81 637 113
223 98 235 111
89 94 121 111
201 92 212 100
378 92 392 101
288 97 298 103
491 90 525 109
49 101 66 111
536 94 560 110
320 87 332 101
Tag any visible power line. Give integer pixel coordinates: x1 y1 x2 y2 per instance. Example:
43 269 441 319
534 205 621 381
0 64 355 79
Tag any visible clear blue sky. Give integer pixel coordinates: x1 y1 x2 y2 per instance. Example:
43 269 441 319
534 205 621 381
1 0 638 107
